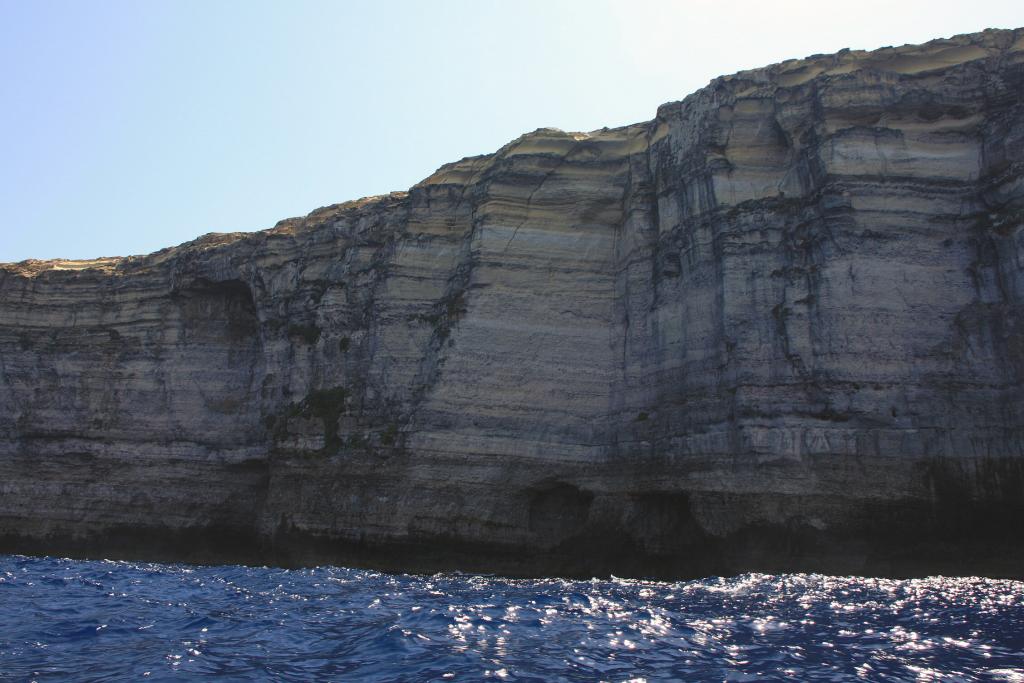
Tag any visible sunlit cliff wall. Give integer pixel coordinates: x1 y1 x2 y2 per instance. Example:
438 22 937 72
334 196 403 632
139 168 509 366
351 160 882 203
2 28 1023 577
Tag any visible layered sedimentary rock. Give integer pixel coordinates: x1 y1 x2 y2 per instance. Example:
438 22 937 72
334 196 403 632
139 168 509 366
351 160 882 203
2 29 1024 577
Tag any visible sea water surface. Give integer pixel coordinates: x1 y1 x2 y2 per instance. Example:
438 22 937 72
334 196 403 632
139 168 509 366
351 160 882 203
0 555 1022 681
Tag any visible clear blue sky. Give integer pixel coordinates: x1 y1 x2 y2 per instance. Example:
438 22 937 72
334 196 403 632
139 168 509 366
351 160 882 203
2 0 1021 262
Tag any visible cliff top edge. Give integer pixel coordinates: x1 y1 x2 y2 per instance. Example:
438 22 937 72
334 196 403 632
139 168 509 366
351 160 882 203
4 26 1021 278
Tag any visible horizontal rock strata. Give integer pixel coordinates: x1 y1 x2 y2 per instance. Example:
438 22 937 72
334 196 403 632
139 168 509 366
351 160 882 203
2 28 1024 578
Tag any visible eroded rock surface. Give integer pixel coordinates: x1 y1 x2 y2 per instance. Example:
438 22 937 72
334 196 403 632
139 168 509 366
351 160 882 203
2 29 1024 577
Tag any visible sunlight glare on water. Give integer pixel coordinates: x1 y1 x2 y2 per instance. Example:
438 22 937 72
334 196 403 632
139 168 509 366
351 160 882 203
0 555 1021 681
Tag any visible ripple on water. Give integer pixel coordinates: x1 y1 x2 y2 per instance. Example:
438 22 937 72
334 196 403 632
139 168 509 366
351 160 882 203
0 555 1021 681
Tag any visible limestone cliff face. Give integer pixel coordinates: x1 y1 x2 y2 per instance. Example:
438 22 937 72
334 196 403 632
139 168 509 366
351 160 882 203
3 29 1024 577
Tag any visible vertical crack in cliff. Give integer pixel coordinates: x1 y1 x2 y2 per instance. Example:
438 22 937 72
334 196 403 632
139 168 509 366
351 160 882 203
503 138 587 253
407 201 479 414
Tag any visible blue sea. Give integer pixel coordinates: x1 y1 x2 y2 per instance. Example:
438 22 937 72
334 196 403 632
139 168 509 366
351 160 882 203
0 555 1022 681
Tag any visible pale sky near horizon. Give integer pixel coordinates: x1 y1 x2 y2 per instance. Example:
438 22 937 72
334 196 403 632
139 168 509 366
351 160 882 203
1 0 1022 262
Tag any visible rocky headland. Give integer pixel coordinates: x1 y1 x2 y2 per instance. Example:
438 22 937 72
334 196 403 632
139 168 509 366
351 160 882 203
2 28 1023 578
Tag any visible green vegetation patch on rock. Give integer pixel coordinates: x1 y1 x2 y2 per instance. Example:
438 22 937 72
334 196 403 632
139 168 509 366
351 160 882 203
274 386 349 450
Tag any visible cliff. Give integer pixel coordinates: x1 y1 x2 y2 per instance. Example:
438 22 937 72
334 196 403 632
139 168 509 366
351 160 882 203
2 28 1023 578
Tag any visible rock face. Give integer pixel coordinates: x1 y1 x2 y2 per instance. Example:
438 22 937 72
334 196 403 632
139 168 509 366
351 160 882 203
2 29 1024 578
